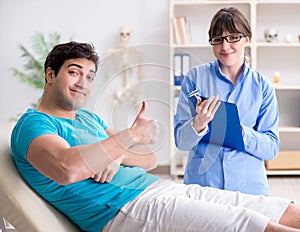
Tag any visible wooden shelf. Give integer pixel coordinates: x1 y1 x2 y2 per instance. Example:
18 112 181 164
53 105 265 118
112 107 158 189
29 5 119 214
267 170 300 176
265 151 300 171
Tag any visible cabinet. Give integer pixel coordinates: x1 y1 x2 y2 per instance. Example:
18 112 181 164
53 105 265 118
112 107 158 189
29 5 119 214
169 0 300 176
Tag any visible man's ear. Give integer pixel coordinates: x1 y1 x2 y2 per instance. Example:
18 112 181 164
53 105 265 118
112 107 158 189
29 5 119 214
45 67 55 83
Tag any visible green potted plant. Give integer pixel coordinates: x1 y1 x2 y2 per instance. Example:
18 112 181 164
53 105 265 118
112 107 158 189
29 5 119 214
10 32 73 120
11 32 65 90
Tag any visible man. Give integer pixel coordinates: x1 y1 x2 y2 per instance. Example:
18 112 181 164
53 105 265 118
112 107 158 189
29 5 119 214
11 41 300 232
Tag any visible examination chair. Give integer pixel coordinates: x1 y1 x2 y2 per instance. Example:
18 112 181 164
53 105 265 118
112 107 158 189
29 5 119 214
0 123 81 232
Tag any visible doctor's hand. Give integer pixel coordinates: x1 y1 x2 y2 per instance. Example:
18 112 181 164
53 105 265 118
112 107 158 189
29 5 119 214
92 156 122 183
193 95 220 133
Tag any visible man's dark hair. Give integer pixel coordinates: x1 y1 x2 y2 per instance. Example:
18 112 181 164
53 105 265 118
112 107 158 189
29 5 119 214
44 41 99 77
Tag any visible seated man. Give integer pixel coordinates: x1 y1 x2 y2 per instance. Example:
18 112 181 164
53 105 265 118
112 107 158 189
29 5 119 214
11 41 300 232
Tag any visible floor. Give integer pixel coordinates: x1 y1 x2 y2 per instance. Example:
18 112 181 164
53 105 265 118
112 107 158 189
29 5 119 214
267 176 300 204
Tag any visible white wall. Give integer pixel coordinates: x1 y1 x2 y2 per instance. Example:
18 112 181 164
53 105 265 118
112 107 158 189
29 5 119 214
0 0 172 164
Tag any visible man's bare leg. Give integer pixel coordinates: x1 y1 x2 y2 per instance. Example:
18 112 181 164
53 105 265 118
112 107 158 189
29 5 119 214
279 203 300 229
265 220 300 232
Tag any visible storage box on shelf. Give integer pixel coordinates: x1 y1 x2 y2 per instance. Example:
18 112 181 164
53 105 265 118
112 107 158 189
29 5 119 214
169 0 300 176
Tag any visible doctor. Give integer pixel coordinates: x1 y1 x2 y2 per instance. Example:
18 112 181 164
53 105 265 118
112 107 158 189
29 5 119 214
174 7 279 196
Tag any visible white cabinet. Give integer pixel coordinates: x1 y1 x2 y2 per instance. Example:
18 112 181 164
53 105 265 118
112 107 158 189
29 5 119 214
169 0 300 176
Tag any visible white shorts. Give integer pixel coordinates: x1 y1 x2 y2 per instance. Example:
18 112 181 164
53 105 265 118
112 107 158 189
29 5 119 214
102 179 290 232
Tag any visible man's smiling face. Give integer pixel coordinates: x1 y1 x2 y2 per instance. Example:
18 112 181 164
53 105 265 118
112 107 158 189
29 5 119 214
47 58 96 111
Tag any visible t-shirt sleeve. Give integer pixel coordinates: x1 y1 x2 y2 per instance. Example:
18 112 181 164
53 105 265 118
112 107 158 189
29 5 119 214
11 113 59 160
94 114 108 131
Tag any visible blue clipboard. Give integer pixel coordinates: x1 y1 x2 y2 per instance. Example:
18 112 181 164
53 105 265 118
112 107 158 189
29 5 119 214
188 95 245 151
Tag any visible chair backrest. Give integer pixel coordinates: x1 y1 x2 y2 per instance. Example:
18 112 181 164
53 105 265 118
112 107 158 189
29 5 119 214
0 123 82 232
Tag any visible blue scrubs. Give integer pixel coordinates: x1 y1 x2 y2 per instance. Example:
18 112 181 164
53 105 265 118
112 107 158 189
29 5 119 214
174 60 280 196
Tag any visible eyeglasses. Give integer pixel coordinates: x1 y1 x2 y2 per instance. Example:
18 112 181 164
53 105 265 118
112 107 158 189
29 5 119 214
209 34 245 45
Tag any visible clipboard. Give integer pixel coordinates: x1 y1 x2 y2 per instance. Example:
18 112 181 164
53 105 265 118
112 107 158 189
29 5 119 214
188 95 245 151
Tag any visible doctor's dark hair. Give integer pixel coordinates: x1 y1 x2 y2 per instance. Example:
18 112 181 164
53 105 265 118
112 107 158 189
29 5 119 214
208 7 252 40
44 41 99 77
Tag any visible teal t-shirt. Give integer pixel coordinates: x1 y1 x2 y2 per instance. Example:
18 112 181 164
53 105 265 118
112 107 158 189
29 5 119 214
11 108 158 232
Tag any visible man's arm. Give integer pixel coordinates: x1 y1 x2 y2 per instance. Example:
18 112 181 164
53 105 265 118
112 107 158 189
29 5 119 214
27 101 158 185
106 128 157 171
122 145 158 171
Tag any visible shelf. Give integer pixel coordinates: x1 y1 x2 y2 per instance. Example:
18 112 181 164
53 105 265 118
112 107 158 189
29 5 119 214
257 1 300 5
279 127 300 133
266 170 300 176
173 85 181 91
173 0 300 5
173 0 250 5
256 43 300 47
274 85 300 90
171 43 210 48
173 166 184 176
